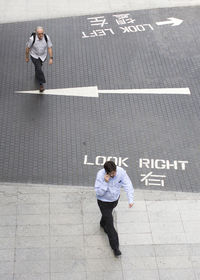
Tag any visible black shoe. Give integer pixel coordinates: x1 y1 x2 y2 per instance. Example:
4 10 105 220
39 84 44 92
113 249 122 257
100 223 107 234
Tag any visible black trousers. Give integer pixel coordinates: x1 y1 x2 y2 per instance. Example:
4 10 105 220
97 198 119 250
31 56 46 84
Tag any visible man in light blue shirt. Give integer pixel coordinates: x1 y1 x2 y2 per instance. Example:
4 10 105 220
94 161 134 256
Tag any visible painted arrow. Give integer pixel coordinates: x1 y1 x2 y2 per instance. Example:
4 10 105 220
15 86 191 97
156 17 183 27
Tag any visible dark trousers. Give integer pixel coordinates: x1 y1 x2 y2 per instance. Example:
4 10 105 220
31 56 46 84
97 199 119 250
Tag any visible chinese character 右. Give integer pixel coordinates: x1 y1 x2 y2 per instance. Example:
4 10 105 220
113 14 136 25
140 172 166 187
87 16 109 27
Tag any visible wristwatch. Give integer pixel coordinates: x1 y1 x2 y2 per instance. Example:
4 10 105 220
50 57 53 59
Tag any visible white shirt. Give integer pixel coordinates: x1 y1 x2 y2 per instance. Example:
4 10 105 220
26 34 53 62
94 166 134 203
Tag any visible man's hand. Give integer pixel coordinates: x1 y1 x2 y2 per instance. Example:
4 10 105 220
25 47 30 62
104 174 110 183
129 203 134 208
49 58 53 65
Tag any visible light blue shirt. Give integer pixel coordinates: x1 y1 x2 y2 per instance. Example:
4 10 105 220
94 166 134 203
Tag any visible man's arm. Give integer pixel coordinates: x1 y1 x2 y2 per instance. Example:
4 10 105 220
121 170 134 207
25 36 33 62
25 47 30 62
48 47 53 65
94 172 109 197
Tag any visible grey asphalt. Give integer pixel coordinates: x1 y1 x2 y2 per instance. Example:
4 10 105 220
0 6 200 192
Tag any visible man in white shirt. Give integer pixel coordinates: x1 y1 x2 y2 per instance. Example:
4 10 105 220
25 26 53 92
94 161 134 256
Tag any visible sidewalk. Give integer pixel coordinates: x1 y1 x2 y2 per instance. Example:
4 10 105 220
0 183 200 280
0 0 200 23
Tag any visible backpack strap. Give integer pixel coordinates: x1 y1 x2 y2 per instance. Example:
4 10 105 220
30 32 36 47
30 32 48 47
44 34 48 43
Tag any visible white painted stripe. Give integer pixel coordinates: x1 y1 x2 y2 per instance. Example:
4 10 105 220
98 88 191 95
15 87 191 97
15 86 99 97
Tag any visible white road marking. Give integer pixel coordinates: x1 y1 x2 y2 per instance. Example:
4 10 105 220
16 86 99 97
98 87 190 95
156 17 183 26
15 87 191 97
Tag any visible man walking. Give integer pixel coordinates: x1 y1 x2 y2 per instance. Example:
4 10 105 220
94 161 134 257
26 26 53 92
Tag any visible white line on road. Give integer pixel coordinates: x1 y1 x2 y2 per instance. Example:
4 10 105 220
16 86 99 97
98 88 190 95
15 87 191 97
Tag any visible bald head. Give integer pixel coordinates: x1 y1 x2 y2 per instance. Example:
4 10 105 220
36 26 44 32
36 26 44 40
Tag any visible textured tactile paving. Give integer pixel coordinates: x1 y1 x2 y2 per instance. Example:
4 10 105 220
0 6 200 191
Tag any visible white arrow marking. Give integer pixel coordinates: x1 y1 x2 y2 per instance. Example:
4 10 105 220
15 87 191 97
98 88 190 95
16 86 99 97
156 17 183 27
